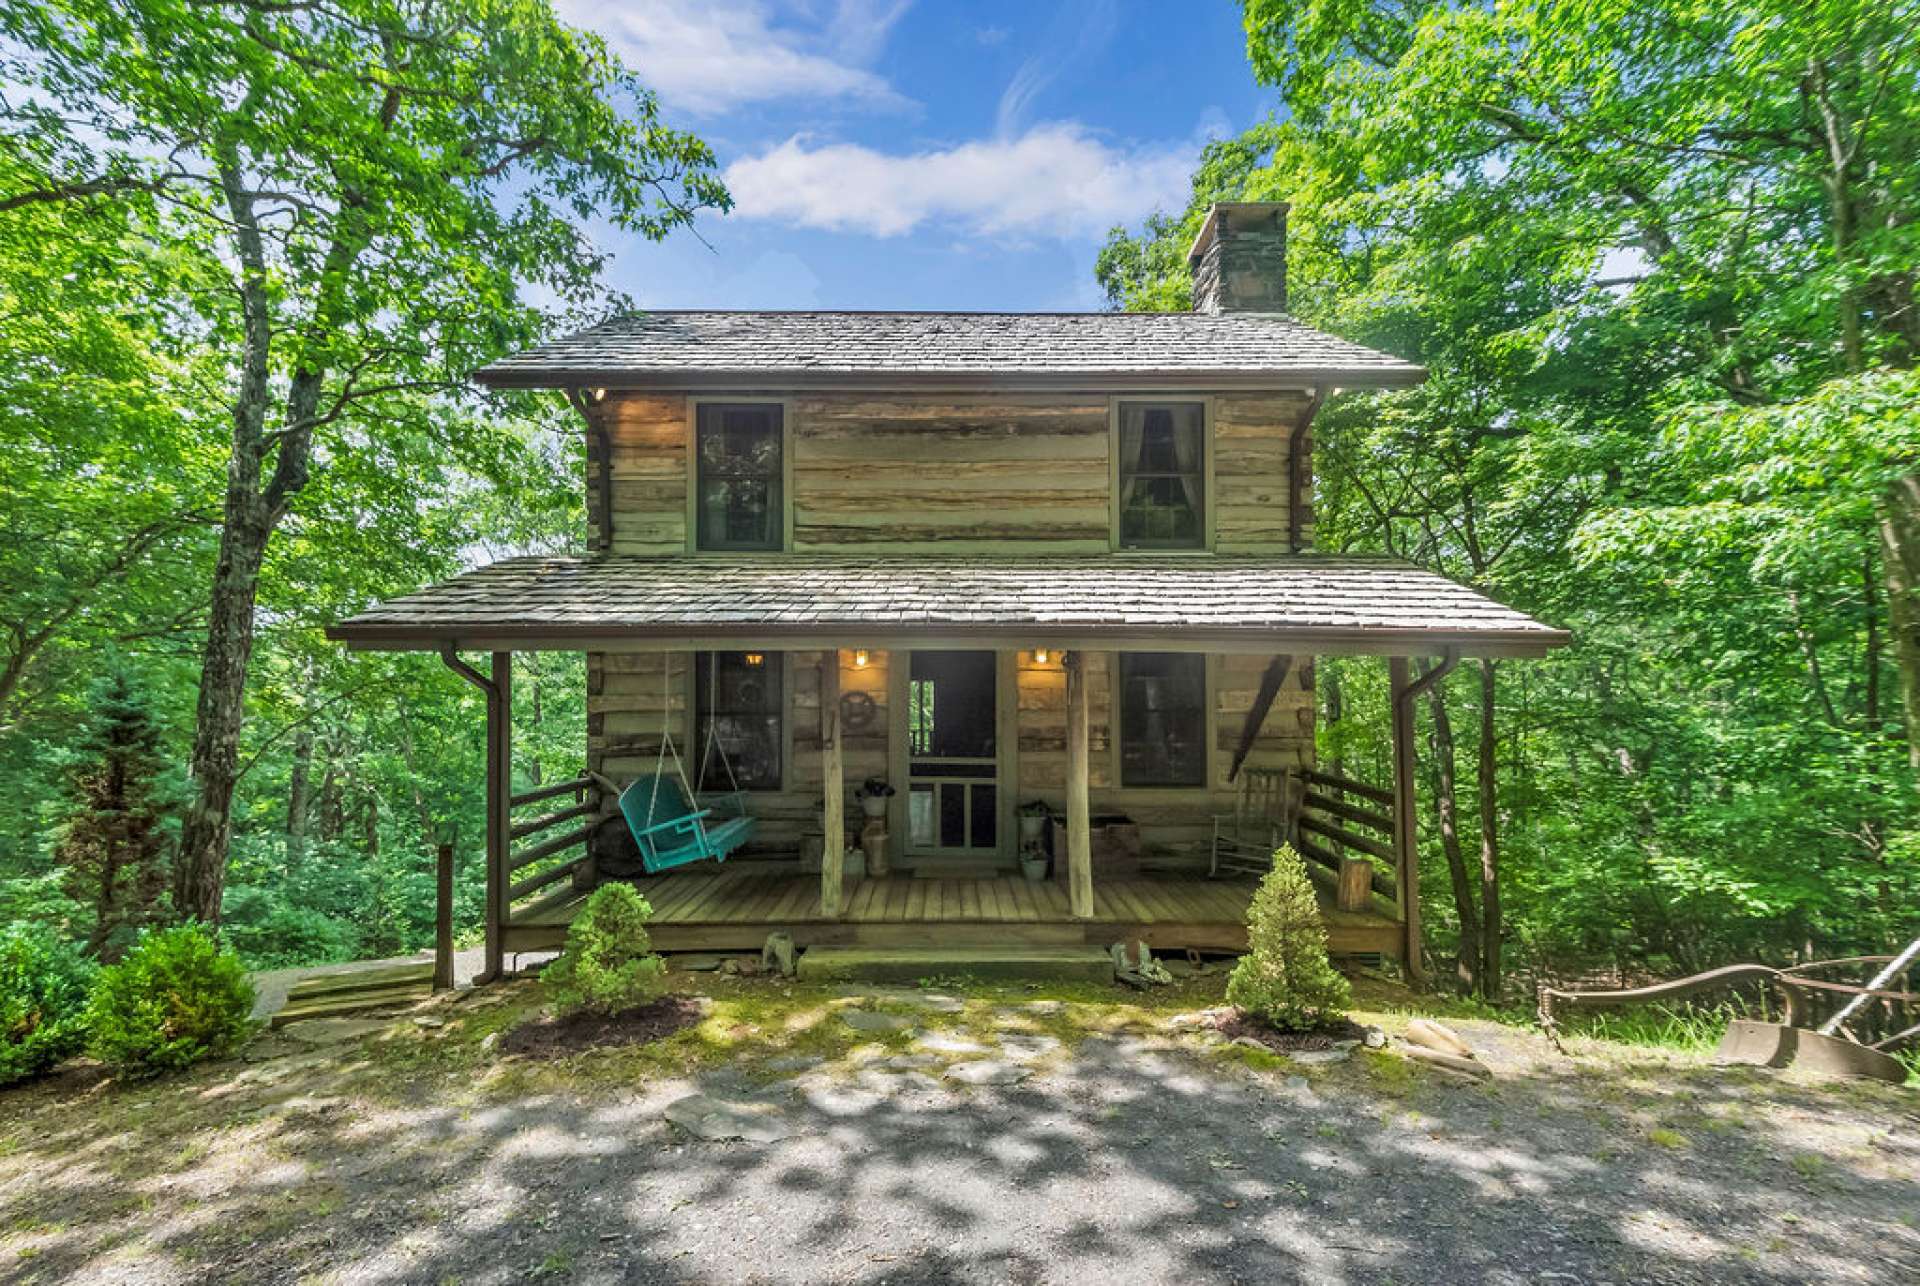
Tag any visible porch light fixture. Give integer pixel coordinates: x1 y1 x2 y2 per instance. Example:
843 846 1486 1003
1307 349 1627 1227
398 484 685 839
1033 648 1051 665
743 652 765 667
853 648 870 668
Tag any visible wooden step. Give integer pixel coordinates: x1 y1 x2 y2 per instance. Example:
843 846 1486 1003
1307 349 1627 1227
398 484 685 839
795 946 1114 984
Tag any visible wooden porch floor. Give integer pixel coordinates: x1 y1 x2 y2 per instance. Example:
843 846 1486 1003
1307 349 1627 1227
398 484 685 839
502 869 1402 958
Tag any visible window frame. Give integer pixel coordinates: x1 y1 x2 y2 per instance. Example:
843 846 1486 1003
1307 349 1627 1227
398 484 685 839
1109 395 1215 552
1111 650 1216 792
686 397 793 553
689 649 791 794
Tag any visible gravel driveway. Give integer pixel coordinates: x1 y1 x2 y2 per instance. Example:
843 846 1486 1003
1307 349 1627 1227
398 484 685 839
3 984 1915 1285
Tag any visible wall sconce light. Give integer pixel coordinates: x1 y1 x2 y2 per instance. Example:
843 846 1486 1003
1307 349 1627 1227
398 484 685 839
743 652 765 667
1033 648 1051 665
852 648 870 668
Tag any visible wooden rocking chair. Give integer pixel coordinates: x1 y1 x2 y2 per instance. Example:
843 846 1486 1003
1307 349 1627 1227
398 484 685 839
1210 767 1302 879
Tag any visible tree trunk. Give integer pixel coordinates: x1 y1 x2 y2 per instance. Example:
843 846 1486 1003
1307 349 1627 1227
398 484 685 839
1877 476 1920 770
1423 664 1480 993
1476 659 1502 1001
397 709 440 860
286 729 312 866
172 499 272 923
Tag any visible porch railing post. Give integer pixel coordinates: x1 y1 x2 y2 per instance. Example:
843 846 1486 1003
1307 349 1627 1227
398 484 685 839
433 841 455 991
487 651 512 980
1065 650 1093 918
820 650 845 918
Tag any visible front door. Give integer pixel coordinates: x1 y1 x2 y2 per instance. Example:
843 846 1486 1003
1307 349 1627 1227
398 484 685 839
903 650 999 857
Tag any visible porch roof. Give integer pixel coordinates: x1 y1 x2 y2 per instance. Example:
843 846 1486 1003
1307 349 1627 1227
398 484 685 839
327 554 1568 658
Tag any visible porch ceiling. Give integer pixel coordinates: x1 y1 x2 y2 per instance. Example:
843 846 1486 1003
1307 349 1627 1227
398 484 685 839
327 553 1569 658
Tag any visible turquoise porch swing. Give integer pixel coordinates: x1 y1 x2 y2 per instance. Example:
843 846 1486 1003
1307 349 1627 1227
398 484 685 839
617 653 758 873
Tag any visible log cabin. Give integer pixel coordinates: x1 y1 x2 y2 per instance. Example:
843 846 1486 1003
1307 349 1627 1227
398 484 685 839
328 202 1568 983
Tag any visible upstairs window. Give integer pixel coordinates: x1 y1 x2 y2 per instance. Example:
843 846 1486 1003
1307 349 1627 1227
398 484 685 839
1116 401 1206 548
1117 652 1207 788
695 403 783 551
694 651 783 791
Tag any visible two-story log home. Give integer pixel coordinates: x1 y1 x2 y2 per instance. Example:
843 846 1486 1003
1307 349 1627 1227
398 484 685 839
329 203 1567 983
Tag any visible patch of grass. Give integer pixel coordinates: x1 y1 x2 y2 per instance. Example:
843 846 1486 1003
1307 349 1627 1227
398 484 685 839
1559 1001 1747 1053
1789 1152 1825 1179
1647 1127 1687 1149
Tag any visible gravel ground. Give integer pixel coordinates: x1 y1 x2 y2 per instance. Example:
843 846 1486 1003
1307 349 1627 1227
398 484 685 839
3 980 1916 1286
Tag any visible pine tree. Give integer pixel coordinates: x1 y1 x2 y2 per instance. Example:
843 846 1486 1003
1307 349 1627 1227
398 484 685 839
1227 845 1353 1031
56 668 176 959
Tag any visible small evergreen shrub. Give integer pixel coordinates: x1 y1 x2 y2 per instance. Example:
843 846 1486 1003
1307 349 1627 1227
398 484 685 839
1226 845 1353 1031
86 924 256 1074
542 883 666 1015
0 923 97 1087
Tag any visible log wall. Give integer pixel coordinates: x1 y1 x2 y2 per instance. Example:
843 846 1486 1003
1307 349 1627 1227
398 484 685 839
587 389 1315 553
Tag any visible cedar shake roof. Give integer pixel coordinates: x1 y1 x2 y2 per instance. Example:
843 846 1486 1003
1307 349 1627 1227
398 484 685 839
328 554 1566 657
471 310 1425 390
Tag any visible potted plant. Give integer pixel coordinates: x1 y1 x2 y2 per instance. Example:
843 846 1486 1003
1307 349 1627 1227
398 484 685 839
1019 846 1049 882
856 776 894 820
1017 799 1051 844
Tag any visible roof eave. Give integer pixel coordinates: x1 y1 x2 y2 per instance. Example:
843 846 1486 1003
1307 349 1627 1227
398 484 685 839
326 619 1567 659
469 365 1429 393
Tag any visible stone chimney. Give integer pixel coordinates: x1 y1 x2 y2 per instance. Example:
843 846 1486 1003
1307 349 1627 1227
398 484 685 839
1187 202 1288 314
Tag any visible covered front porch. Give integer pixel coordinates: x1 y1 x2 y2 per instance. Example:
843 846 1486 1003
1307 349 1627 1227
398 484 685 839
328 553 1567 984
503 868 1402 957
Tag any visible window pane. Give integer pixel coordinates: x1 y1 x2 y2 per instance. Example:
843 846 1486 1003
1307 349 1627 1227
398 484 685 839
969 784 997 849
695 651 782 791
1117 401 1204 549
695 404 782 550
1119 653 1207 788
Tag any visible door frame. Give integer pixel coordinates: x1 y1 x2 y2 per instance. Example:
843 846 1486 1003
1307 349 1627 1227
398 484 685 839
887 648 1017 868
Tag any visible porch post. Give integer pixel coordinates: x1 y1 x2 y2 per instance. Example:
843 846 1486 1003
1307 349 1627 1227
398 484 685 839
820 650 845 917
487 651 512 980
440 644 509 984
1064 650 1093 918
1389 657 1419 984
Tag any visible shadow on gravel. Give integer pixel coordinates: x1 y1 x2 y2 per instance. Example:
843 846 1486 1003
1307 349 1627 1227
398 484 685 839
2 998 1917 1285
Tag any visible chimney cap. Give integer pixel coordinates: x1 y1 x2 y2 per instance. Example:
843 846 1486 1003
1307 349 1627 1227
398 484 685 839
1186 201 1291 266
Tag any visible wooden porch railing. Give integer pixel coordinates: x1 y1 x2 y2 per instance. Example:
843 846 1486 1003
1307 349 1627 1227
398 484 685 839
503 773 596 926
1294 767 1401 916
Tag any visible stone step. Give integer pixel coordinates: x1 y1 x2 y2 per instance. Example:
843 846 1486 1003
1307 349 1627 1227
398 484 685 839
796 946 1114 985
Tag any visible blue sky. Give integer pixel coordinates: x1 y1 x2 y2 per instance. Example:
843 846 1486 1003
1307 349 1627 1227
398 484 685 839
560 1 1273 311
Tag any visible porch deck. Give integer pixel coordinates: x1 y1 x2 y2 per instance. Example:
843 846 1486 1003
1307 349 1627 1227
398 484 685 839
500 869 1402 958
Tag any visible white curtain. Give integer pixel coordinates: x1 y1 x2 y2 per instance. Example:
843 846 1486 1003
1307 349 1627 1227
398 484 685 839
1170 406 1203 517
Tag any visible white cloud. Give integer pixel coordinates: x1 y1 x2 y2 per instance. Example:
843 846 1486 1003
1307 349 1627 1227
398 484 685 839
721 122 1195 239
567 0 910 116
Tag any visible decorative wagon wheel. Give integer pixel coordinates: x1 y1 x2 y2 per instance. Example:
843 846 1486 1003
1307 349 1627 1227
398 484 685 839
838 690 877 731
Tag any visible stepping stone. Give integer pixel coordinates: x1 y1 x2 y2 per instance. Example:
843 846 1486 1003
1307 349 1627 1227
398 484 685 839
763 1054 823 1073
945 1060 1031 1087
997 1034 1062 1061
664 1094 792 1143
280 1018 391 1046
801 1083 887 1116
914 1032 990 1055
878 1054 942 1070
899 993 965 1014
1288 1048 1352 1066
840 1010 915 1033
671 954 728 973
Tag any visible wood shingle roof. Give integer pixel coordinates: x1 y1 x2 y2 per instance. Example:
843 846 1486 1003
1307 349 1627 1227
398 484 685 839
472 310 1425 390
328 554 1566 657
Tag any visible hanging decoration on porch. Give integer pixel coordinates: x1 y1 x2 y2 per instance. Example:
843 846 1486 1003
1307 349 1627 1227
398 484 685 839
838 689 877 731
617 653 759 873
